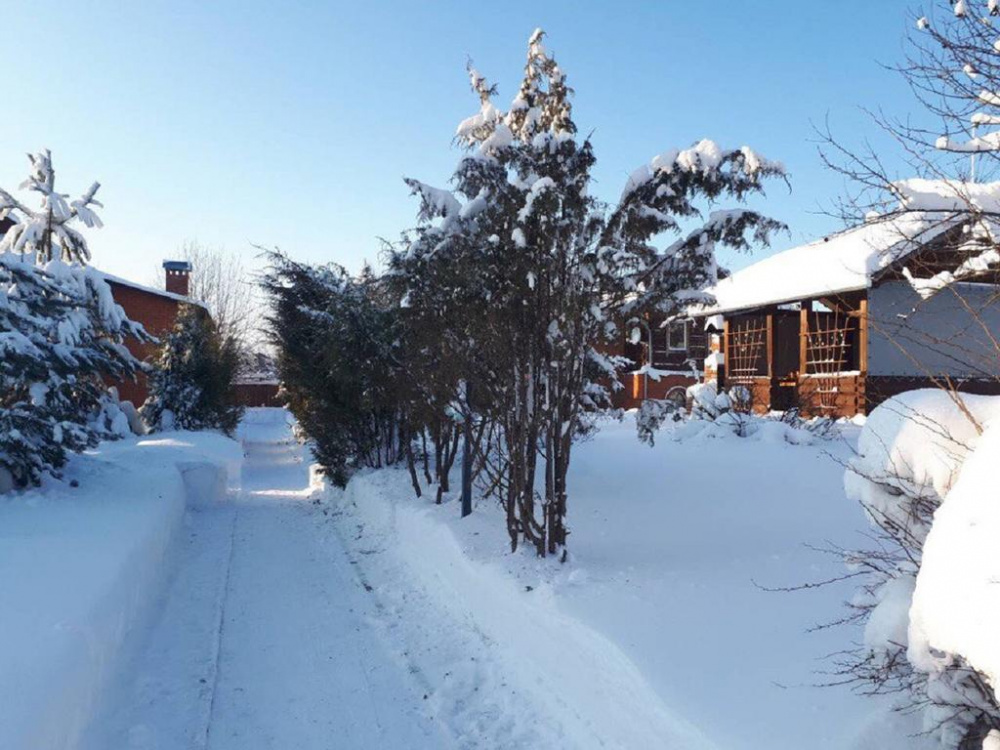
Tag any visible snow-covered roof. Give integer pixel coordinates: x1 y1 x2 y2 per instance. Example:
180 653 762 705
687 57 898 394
697 213 953 315
99 270 203 307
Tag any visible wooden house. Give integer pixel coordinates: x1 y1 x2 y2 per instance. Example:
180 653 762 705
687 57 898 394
694 217 1000 416
613 316 705 410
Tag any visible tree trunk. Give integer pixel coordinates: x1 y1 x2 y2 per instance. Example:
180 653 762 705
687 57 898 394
405 430 422 498
421 432 432 485
461 414 472 517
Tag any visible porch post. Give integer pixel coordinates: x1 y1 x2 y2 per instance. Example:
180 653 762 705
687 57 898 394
766 311 774 411
721 318 730 391
858 296 869 414
858 296 869 375
766 312 774 378
799 301 810 379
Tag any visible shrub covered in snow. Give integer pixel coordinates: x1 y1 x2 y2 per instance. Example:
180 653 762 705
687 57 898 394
635 397 684 446
687 381 731 420
261 255 406 487
840 390 1000 746
0 152 146 489
142 304 243 436
633 381 836 446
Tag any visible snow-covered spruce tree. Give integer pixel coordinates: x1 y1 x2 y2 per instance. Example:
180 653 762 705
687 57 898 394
814 4 1000 745
141 304 243 435
261 251 404 487
396 30 785 556
0 150 146 488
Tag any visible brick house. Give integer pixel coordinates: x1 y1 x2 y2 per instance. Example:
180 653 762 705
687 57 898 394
1 218 198 406
102 261 197 406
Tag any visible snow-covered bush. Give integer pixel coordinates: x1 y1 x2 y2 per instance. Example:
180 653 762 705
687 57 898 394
635 398 683 446
910 412 1000 748
688 381 731 420
839 390 1000 746
89 388 141 440
684 381 758 437
141 304 243 436
261 254 405 487
0 151 146 489
642 380 825 445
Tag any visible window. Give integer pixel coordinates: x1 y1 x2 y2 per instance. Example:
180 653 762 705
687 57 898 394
667 321 688 351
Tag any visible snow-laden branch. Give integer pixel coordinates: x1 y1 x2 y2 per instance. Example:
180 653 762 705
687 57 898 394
0 151 102 264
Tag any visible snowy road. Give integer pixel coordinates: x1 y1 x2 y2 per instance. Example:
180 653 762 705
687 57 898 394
83 413 447 749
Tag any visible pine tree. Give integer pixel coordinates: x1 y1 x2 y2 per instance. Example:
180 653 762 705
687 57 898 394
261 252 404 486
0 150 102 264
141 304 243 435
0 151 145 489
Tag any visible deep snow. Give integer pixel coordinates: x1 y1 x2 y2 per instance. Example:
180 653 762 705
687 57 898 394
0 430 242 750
322 416 935 750
83 408 447 749
5 408 944 749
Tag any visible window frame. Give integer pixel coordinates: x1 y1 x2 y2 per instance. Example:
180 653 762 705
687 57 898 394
666 320 689 352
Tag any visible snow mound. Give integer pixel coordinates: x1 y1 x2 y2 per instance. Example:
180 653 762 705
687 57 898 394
845 390 1000 542
910 409 1000 700
845 390 1000 744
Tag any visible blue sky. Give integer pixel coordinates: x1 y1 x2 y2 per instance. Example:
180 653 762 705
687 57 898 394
1 1 929 284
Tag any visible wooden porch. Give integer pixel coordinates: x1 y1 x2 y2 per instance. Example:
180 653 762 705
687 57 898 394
718 293 869 417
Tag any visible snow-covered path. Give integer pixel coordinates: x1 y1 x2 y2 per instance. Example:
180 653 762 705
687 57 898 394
83 412 446 749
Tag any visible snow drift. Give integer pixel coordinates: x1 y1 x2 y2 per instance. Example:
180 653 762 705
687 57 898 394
910 409 1000 717
327 469 716 750
845 389 1000 744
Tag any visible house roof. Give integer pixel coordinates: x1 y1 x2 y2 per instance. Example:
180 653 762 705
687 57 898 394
100 271 205 307
0 219 205 309
697 212 954 316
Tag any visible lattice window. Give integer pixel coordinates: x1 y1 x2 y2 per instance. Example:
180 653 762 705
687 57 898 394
727 318 767 412
805 310 853 412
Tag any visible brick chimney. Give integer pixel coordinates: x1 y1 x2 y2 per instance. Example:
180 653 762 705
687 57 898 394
163 260 192 297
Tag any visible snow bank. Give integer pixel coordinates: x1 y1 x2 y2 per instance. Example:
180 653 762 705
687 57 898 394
910 408 1000 705
845 390 1000 744
327 469 716 750
0 431 243 750
324 416 897 749
845 390 1000 542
